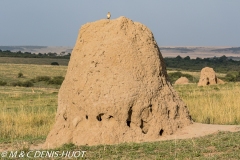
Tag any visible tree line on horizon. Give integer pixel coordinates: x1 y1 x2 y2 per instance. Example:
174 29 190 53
164 55 240 73
0 49 71 59
1 49 240 75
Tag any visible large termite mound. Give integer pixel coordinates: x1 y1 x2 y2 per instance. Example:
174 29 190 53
198 67 225 86
44 16 192 148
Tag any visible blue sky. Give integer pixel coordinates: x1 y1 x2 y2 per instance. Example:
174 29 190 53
0 1 239 46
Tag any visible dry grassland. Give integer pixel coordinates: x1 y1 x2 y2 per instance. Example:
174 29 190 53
0 63 67 83
174 82 240 125
0 57 69 66
0 87 58 142
0 63 239 143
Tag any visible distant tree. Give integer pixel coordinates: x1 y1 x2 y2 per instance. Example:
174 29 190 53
48 52 57 56
184 56 190 60
51 62 59 66
176 55 182 60
219 55 228 62
203 58 210 62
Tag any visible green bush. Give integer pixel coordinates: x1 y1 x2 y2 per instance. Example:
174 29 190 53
35 76 51 82
30 75 64 85
18 72 23 78
11 81 23 87
11 80 34 87
0 80 7 86
22 80 34 87
224 71 240 82
48 76 64 85
30 78 37 83
237 75 240 81
51 62 59 65
225 73 236 82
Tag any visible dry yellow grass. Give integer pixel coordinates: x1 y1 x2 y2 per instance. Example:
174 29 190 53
0 86 58 142
0 63 66 142
0 63 67 83
174 82 240 124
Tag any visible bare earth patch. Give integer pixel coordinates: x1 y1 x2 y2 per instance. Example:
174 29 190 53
157 123 240 142
1 122 239 152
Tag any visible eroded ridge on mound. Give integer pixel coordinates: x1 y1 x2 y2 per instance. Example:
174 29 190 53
44 16 192 148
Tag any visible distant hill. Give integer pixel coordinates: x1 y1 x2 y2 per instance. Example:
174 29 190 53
160 46 240 59
0 46 240 59
0 46 73 55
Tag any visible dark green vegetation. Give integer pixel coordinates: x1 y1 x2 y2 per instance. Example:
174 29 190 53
9 76 64 87
11 80 34 87
225 71 240 82
165 55 240 73
1 74 64 87
17 72 23 78
0 80 7 86
51 62 59 65
31 76 65 85
168 71 197 83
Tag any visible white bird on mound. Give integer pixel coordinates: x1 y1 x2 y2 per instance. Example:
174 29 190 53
107 12 111 19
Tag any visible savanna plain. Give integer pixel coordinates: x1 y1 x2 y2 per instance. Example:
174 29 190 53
0 58 240 159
